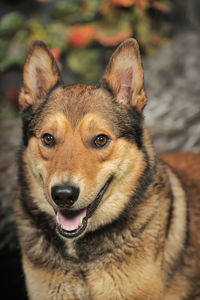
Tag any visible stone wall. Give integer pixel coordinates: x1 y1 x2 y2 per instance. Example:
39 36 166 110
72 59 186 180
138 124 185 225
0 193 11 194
144 31 200 154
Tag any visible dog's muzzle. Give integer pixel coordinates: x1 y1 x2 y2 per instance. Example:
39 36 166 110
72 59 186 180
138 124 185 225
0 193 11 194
54 176 113 239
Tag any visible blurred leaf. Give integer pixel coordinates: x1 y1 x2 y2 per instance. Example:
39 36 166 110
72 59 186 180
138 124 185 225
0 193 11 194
47 23 69 50
161 0 172 9
0 12 25 36
132 7 153 53
28 18 50 45
151 1 170 13
99 1 110 15
0 40 7 61
135 0 149 11
80 0 100 21
53 1 79 21
0 98 18 120
67 48 103 83
0 31 28 71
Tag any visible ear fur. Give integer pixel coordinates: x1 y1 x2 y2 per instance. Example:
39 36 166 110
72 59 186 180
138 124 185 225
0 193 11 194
19 40 62 110
102 38 147 111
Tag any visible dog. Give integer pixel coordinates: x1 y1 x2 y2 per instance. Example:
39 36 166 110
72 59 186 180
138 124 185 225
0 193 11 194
15 38 200 299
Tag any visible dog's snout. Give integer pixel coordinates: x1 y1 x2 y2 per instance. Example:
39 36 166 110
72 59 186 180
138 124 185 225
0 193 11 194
51 184 80 207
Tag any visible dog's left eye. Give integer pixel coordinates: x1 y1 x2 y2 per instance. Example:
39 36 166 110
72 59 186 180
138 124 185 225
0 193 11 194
92 135 110 149
41 133 55 147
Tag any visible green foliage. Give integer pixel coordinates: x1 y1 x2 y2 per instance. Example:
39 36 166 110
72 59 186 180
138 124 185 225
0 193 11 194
67 48 103 83
0 0 172 89
0 12 25 36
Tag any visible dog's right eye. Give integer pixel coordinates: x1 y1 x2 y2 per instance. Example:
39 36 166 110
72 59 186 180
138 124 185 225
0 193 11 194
92 134 110 149
41 133 55 147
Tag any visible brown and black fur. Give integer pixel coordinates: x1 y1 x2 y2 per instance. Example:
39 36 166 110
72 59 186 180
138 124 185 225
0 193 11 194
15 38 200 299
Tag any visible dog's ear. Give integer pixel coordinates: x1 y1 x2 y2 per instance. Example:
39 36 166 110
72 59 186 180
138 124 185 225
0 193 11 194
102 38 146 111
19 40 62 110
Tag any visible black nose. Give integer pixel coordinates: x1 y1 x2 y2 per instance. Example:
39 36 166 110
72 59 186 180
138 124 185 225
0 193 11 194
51 184 80 207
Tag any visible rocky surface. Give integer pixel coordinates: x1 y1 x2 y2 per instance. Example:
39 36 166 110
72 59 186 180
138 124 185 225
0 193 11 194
144 30 200 154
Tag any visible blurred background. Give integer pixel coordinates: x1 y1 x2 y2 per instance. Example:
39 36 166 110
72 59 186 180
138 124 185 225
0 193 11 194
0 0 200 299
1 0 174 117
0 0 199 119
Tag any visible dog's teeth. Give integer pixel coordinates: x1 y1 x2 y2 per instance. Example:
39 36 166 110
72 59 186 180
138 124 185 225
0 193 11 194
79 217 83 227
56 214 61 225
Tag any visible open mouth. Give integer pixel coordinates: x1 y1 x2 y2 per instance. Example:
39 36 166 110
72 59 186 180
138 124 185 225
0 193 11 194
56 176 113 238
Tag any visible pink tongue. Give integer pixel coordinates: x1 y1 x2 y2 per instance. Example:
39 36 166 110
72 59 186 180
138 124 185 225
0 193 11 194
57 209 87 232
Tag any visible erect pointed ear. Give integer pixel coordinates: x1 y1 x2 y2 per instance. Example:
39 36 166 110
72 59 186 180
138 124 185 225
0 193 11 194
102 38 147 111
19 40 62 111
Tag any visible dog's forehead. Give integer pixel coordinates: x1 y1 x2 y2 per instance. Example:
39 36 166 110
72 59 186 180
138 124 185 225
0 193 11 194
45 84 118 128
32 84 140 143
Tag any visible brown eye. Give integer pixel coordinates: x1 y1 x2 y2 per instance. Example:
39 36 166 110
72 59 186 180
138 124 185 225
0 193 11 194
41 133 55 147
93 135 110 149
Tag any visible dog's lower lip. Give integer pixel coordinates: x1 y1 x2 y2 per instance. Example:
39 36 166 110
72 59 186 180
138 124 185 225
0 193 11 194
56 176 113 239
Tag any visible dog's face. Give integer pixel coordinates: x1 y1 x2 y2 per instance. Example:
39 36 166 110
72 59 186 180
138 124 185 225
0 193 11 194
19 39 147 239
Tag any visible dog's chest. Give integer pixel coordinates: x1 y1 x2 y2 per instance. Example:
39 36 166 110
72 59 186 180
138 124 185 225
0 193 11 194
24 256 89 300
24 253 163 300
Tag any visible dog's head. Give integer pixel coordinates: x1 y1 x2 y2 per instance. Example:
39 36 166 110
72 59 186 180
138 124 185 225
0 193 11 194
19 39 148 239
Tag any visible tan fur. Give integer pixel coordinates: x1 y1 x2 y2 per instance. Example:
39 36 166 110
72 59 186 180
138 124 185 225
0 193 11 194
15 39 200 299
19 40 62 110
104 38 147 110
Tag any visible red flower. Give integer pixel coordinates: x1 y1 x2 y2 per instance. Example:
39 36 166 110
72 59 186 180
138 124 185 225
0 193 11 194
96 29 133 47
51 47 61 62
4 86 18 104
112 0 149 10
112 0 136 7
68 25 96 48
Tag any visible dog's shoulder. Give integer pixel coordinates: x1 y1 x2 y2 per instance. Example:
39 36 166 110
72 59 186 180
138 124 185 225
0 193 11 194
161 152 200 297
161 151 200 194
162 151 200 248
